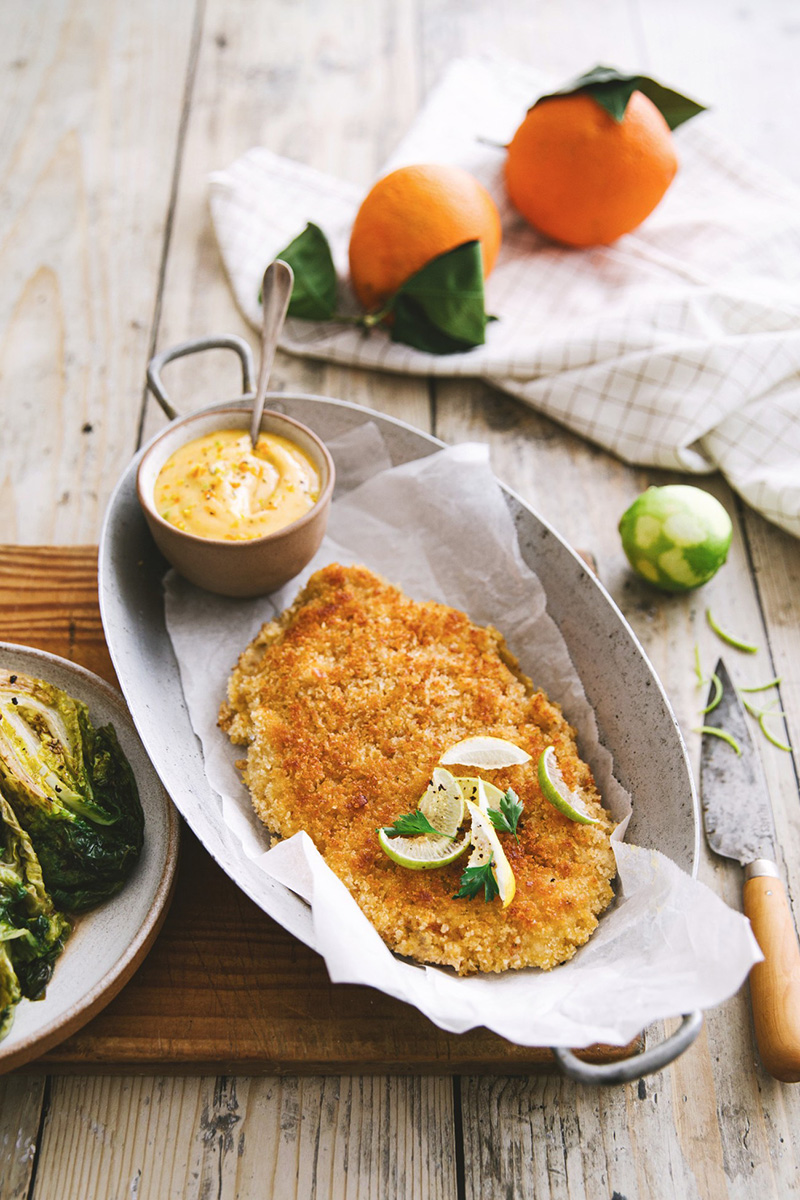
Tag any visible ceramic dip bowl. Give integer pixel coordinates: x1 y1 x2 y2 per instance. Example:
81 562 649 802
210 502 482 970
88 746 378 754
136 405 335 598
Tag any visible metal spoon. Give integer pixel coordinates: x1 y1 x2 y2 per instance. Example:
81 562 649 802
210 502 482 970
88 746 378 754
250 259 294 448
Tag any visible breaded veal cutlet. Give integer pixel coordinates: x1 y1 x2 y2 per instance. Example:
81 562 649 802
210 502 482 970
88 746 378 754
219 563 617 975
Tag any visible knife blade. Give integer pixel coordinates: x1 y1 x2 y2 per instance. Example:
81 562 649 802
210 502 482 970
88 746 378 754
700 658 800 1082
700 659 777 865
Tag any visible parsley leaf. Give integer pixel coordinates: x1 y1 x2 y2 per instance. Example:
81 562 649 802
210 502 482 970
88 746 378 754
488 789 524 842
381 810 448 839
454 858 499 903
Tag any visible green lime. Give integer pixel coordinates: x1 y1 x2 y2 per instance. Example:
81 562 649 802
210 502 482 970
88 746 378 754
377 827 470 870
618 485 732 592
537 746 598 825
418 767 466 837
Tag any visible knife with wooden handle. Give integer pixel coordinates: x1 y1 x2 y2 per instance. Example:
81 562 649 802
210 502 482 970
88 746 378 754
700 658 800 1082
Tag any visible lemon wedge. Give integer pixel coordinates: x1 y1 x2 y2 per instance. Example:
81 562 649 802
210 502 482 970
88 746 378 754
419 767 466 837
537 746 598 825
456 775 505 813
439 735 531 769
378 827 470 870
464 798 516 907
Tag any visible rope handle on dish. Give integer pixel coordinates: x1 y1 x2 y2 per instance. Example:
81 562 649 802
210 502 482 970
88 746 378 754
146 335 256 421
551 1010 703 1085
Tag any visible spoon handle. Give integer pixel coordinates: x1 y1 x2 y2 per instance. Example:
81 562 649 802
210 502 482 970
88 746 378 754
250 259 295 447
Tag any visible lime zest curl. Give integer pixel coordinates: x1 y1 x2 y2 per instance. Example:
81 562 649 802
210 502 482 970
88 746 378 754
706 608 759 654
700 672 723 715
694 725 742 755
740 694 793 754
758 715 792 753
692 649 791 754
740 676 782 693
741 697 784 721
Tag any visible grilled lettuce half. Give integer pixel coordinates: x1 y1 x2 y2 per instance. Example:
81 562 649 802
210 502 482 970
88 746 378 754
0 672 144 912
0 788 69 1039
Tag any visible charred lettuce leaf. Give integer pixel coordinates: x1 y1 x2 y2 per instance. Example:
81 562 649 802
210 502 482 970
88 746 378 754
0 788 69 1039
0 673 144 911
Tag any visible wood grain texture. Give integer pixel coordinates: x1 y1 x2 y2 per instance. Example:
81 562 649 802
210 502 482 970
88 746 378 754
744 874 800 1084
142 0 430 450
33 1074 457 1200
0 545 114 682
4 0 800 1196
0 1076 45 1200
0 0 197 546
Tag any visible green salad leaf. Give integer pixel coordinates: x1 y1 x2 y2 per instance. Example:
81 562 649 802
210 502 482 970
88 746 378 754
533 65 706 130
0 673 144 911
0 788 69 1039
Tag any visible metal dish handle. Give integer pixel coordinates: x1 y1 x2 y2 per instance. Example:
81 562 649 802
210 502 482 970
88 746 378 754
551 1010 703 1085
146 334 256 420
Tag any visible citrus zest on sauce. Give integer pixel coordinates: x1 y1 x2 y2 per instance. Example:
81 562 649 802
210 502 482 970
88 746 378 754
154 429 320 541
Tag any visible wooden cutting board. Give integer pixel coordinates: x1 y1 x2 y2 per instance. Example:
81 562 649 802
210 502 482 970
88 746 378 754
0 545 641 1074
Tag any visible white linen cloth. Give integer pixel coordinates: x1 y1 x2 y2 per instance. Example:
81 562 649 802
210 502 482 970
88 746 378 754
209 56 800 539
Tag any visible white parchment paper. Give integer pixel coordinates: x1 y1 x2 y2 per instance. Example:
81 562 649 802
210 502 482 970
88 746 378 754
164 425 761 1047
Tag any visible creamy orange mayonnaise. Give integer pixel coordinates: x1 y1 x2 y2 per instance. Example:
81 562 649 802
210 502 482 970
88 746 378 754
153 429 321 541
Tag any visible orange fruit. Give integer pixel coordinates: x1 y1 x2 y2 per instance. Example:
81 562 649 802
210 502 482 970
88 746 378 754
505 90 678 247
348 164 502 312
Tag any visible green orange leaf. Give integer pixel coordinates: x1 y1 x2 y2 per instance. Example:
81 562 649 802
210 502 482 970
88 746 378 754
534 65 706 130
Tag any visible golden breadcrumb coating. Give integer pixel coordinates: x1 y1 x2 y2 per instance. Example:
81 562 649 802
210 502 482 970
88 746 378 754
219 563 616 974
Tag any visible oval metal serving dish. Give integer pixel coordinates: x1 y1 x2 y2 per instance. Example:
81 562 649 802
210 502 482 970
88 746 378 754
99 393 701 1083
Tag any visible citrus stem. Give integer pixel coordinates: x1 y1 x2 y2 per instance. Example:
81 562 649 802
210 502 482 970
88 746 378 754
321 306 393 330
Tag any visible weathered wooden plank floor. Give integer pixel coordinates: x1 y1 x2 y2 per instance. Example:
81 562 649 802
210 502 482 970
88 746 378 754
1 1 799 1196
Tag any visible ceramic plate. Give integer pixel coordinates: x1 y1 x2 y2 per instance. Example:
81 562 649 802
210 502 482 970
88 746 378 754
0 643 179 1073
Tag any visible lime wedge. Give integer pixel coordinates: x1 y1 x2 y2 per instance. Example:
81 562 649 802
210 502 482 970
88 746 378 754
537 746 598 825
464 798 516 907
378 827 470 870
456 775 505 813
418 767 466 838
439 735 531 769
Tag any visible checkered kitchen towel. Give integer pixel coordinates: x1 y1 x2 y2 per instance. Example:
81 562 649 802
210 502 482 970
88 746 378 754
209 57 800 539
